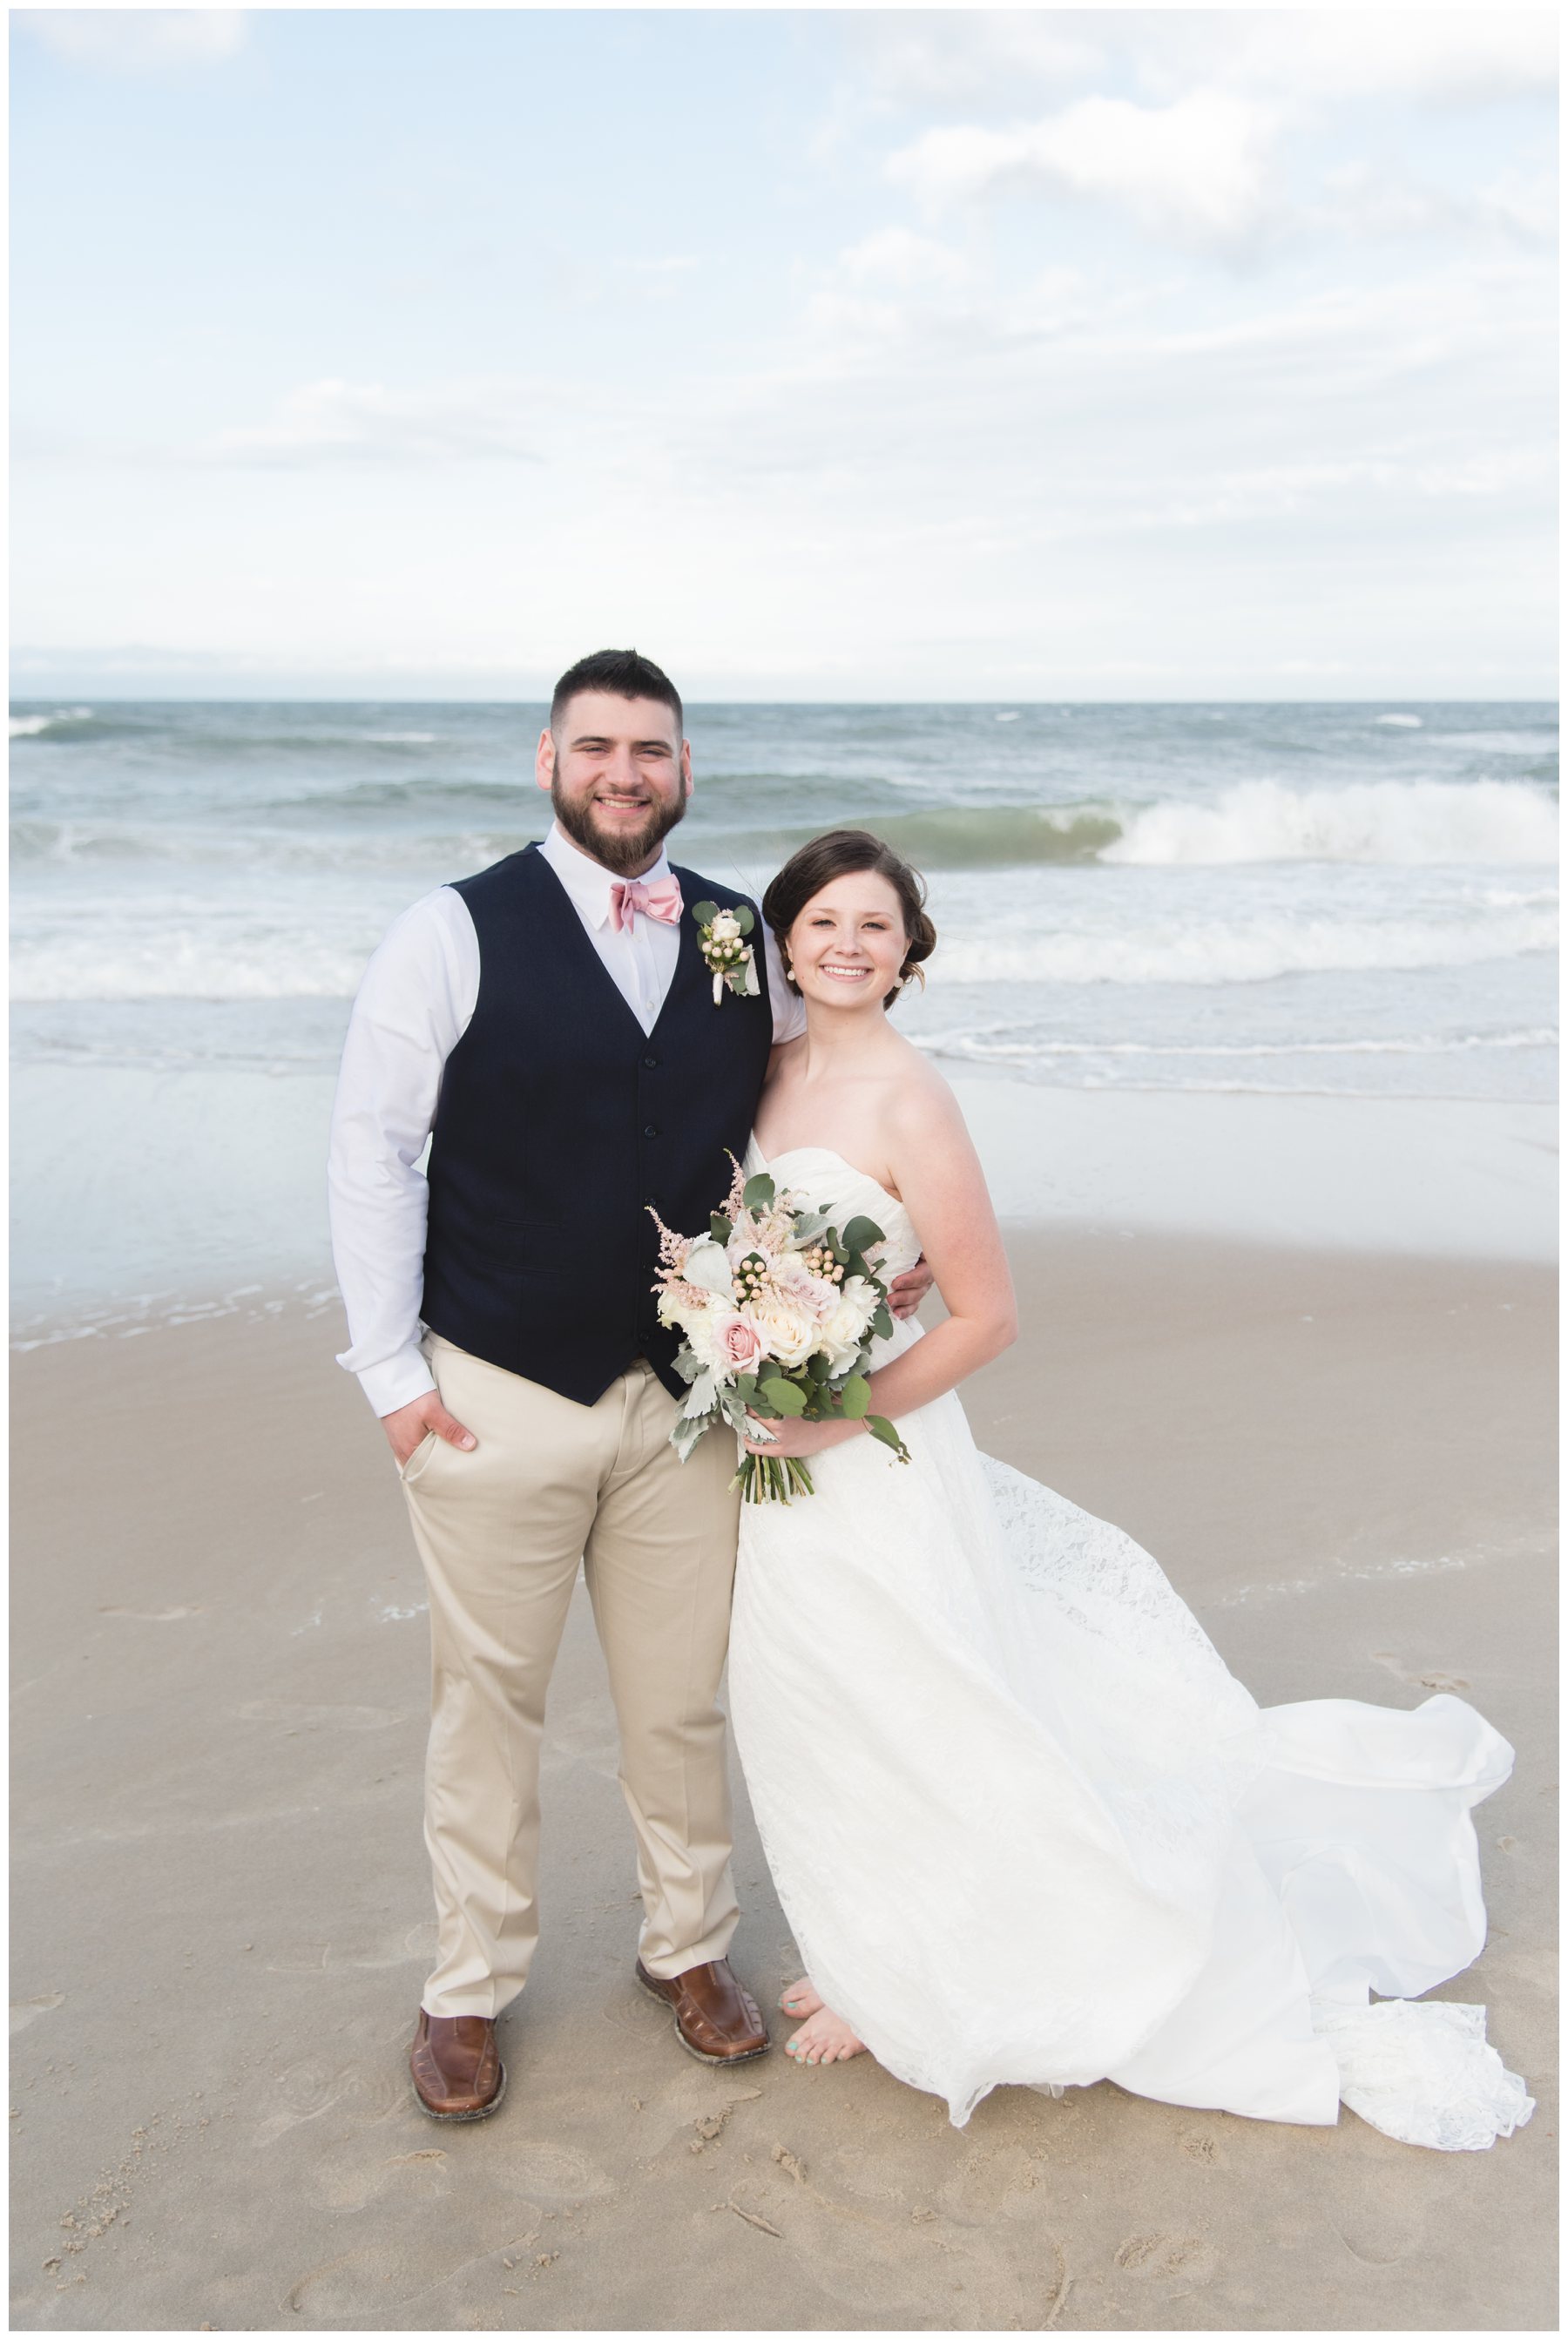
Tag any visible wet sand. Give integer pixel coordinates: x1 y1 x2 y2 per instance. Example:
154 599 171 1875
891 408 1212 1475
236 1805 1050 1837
10 1231 1558 2331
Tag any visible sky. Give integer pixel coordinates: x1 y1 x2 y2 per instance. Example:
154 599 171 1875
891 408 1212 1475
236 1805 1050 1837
10 5 1558 700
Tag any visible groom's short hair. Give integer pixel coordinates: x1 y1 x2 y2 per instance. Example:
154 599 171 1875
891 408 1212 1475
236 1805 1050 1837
550 648 684 737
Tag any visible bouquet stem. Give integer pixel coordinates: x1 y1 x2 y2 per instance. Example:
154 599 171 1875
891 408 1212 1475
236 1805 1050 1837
734 1452 816 1504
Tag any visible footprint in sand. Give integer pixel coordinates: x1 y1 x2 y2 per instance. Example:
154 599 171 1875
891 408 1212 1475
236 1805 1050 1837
1371 1654 1470 1692
252 2054 406 2146
939 2140 1049 2227
1113 2231 1219 2286
493 2141 614 2201
317 2147 458 2215
10 1992 64 2036
745 2175 1023 2319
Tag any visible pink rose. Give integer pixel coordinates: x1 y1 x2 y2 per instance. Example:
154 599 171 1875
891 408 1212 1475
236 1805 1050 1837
713 1311 767 1376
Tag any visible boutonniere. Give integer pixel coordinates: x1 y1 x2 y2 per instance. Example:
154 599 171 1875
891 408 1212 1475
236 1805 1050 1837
693 900 760 1005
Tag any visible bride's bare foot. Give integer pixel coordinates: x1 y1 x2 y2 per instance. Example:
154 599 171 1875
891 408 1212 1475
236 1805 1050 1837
785 2005 866 2066
780 1977 824 2019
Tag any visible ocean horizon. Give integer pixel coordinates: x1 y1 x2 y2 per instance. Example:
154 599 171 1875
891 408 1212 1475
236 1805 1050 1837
11 693 1557 1332
12 693 1558 1089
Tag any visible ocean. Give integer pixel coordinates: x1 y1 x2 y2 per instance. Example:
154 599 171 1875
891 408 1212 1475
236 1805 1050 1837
10 698 1558 1331
12 697 1558 1095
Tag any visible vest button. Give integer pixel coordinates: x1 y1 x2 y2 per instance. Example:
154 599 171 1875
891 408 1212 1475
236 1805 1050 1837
643 1053 659 1070
643 1125 659 1140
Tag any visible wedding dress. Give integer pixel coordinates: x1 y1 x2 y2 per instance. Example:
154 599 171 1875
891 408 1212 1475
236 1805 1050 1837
727 1146 1533 2149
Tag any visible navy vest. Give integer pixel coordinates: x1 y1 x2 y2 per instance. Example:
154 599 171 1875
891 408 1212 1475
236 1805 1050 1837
421 843 774 1405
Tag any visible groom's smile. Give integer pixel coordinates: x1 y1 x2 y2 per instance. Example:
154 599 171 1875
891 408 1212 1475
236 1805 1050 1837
537 686 693 876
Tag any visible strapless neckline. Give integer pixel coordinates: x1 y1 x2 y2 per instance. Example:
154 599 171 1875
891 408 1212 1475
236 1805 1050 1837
745 1141 920 1279
748 1143 906 1227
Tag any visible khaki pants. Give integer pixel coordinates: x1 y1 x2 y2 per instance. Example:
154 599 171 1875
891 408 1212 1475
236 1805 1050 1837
401 1334 744 2019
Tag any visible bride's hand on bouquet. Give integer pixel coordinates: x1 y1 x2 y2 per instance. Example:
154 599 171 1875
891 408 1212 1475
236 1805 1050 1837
742 1412 858 1460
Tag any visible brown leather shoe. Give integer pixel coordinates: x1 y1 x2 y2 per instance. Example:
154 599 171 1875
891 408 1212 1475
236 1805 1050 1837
409 2011 507 2120
635 1958 769 2065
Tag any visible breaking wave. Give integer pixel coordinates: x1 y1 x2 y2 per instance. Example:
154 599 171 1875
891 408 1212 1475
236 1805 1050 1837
1104 780 1557 869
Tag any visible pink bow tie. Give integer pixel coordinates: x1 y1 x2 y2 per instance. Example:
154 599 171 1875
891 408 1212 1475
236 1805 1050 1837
609 875 683 935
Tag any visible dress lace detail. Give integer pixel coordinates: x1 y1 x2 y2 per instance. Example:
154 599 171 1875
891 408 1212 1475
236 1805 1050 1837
1312 1998 1536 2153
728 1145 1532 2148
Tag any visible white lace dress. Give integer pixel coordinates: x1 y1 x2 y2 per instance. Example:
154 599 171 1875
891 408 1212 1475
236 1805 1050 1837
727 1146 1533 2149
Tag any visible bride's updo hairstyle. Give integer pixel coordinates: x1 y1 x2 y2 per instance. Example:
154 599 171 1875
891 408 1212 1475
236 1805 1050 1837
763 828 936 1007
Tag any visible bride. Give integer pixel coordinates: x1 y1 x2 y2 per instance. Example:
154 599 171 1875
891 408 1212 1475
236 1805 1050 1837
727 827 1532 2153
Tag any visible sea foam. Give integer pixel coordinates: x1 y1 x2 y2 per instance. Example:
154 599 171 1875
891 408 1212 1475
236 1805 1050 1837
1105 780 1558 869
939 906 1558 988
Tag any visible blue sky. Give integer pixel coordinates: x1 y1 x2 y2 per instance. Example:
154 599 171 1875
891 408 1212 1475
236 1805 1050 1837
10 7 1558 699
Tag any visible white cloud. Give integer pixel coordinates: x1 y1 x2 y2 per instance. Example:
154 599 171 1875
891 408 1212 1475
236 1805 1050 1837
837 228 970 290
850 10 1109 110
205 378 544 468
853 9 1557 112
1167 10 1558 105
1315 159 1558 249
16 10 247 72
889 90 1281 254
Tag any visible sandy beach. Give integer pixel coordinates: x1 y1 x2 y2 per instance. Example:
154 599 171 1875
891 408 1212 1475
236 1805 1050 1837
11 1191 1556 2331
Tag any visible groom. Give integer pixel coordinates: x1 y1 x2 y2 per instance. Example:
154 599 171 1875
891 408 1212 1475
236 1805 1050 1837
328 648 929 2119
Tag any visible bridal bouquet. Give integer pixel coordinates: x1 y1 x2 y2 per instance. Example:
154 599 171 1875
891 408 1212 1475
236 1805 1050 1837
649 1157 912 1502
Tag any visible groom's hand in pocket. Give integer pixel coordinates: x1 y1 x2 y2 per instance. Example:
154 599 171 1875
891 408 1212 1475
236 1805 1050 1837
382 1391 477 1468
887 1255 935 1320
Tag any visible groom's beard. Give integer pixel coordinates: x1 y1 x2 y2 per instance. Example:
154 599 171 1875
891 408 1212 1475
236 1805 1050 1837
550 778 688 876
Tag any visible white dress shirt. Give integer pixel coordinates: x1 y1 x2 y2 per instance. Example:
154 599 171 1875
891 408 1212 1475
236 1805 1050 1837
328 822 806 1417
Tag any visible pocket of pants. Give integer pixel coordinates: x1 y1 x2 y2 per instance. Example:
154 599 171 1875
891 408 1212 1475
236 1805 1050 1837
399 1429 441 1485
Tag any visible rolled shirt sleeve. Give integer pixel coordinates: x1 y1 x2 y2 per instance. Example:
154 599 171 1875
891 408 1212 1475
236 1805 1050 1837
328 888 478 1417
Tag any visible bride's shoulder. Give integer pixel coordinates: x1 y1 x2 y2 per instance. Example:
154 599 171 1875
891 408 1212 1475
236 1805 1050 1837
883 1038 969 1148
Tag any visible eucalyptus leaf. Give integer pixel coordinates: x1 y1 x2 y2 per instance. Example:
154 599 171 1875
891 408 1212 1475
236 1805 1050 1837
866 1414 911 1461
838 1373 871 1420
692 900 720 926
841 1215 884 1254
733 903 755 935
709 1212 733 1245
742 1173 776 1211
759 1376 808 1416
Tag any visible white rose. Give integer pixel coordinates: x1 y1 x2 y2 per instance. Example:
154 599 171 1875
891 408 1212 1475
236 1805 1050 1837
657 1288 692 1333
774 1256 840 1326
747 1293 819 1372
682 1303 730 1376
821 1277 879 1375
708 910 742 942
